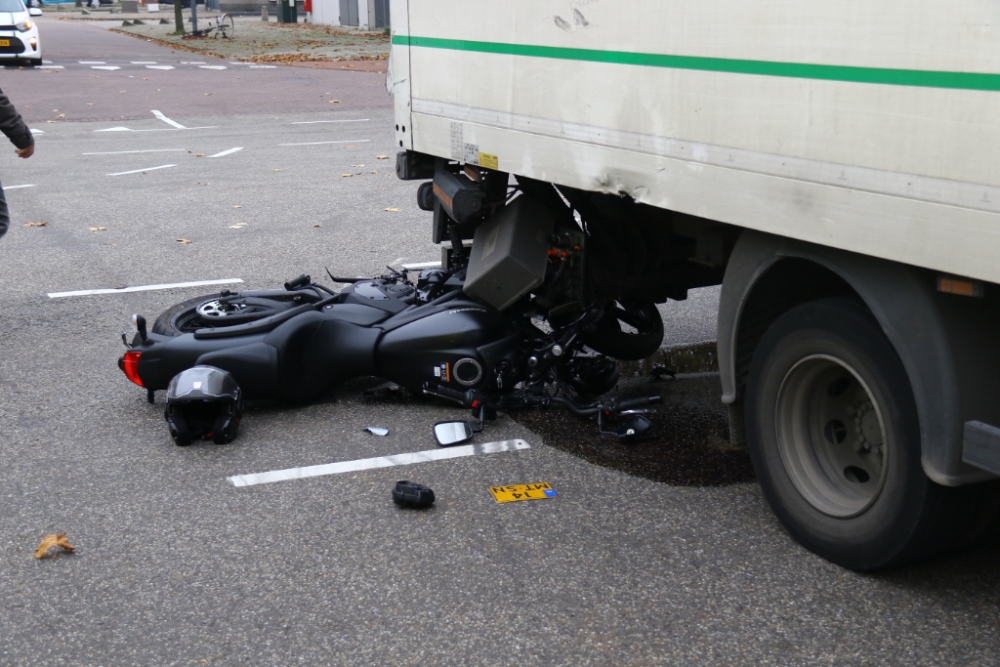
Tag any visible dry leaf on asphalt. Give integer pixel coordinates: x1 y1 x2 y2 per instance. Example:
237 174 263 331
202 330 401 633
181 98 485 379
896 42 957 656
56 114 65 118
272 168 285 172
351 164 366 168
177 238 193 244
88 226 108 232
376 155 389 159
312 223 321 228
198 182 210 186
23 221 48 227
34 533 75 559
341 173 353 177
370 171 379 174
195 154 205 157
384 207 400 212
329 99 341 103
231 205 242 209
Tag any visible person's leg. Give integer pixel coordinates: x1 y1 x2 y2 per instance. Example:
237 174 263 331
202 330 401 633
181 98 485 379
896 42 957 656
0 177 9 240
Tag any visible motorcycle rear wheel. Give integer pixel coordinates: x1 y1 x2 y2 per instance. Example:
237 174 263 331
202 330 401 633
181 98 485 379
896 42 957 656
152 294 291 336
581 301 664 361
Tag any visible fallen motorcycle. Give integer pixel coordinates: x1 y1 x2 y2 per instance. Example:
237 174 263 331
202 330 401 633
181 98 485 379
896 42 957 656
118 161 675 441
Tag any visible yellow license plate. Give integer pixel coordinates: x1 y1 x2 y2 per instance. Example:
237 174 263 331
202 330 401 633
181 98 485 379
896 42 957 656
0 41 10 47
489 482 558 503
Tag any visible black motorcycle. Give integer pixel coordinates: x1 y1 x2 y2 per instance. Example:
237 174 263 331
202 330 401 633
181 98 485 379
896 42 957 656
119 160 674 440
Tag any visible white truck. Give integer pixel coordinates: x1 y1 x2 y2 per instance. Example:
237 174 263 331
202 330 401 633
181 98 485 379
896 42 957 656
387 0 1000 569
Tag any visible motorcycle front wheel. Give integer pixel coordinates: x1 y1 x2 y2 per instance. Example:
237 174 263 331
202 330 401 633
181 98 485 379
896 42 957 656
581 301 664 360
152 294 295 336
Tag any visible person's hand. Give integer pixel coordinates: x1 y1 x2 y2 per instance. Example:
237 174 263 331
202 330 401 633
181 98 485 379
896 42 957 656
16 143 34 159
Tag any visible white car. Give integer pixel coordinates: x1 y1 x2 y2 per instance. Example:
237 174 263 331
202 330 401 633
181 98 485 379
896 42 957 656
0 0 41 67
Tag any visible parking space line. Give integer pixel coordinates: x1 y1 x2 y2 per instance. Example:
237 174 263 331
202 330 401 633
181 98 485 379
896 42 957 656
208 147 243 158
291 119 370 125
279 140 371 146
48 278 243 299
39 65 64 70
85 149 187 155
146 65 175 70
200 65 227 70
249 65 277 69
92 66 121 71
107 164 176 176
131 61 158 64
3 184 35 190
228 439 532 488
79 60 105 64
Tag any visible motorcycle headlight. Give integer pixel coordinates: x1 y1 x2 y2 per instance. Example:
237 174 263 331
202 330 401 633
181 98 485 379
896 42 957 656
15 19 33 32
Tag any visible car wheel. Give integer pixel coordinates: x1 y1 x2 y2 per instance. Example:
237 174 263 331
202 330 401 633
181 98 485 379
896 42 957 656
745 297 1000 570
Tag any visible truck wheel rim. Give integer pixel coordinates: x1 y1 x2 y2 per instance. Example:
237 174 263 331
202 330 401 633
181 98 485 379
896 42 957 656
774 354 888 518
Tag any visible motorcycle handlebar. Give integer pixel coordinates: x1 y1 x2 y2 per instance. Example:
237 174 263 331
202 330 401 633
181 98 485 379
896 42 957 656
284 274 311 291
618 395 662 410
422 383 469 405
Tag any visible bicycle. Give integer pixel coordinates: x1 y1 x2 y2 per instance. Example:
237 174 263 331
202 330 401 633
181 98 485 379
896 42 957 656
187 13 235 39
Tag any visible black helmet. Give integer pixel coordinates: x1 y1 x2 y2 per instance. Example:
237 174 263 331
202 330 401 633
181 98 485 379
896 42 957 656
164 366 244 446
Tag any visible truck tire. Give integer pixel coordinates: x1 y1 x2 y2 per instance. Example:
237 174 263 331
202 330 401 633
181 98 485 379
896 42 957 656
745 297 998 569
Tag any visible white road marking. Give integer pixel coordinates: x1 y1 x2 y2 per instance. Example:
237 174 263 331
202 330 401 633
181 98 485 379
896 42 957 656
43 59 53 64
48 278 244 299
199 65 227 70
207 147 243 158
3 184 36 190
228 61 251 65
290 119 370 125
92 66 121 71
85 149 187 155
249 65 277 69
228 439 532 488
402 261 442 270
39 65 64 70
79 60 106 64
94 126 218 133
181 61 206 65
131 61 158 64
107 164 177 176
152 109 187 129
146 65 174 70
279 139 371 147
29 128 43 134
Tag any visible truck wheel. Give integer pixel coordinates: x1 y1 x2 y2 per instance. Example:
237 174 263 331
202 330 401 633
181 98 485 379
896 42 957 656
745 297 996 569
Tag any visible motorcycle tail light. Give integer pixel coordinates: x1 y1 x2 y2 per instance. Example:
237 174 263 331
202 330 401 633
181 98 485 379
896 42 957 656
120 350 144 387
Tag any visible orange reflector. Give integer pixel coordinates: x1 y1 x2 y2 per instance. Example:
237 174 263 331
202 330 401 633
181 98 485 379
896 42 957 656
937 276 984 298
121 350 144 387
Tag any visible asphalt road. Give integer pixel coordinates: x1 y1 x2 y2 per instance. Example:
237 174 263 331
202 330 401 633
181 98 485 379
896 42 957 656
0 17 998 667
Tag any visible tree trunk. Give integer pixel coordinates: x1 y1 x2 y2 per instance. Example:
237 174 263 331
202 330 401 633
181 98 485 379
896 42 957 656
174 0 184 33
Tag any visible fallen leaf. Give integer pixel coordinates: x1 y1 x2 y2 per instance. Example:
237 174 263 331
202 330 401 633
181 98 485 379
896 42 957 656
370 170 379 174
341 173 353 178
177 238 193 244
197 182 210 186
272 168 285 172
376 155 389 159
228 223 246 229
384 207 400 212
88 226 108 232
204 93 211 96
23 221 48 227
142 77 148 80
87 102 94 106
351 164 366 168
231 205 242 209
56 114 65 118
312 223 321 228
330 99 341 103
195 153 205 157
34 533 75 560
46 120 56 124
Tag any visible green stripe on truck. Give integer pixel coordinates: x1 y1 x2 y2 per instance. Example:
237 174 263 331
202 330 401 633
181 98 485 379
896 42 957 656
394 35 1000 92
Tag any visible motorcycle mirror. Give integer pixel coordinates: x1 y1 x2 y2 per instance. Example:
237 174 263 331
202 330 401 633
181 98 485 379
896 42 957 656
611 415 653 443
434 421 474 447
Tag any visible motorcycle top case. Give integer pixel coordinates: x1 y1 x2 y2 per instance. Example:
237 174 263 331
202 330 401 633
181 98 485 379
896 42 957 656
464 196 555 311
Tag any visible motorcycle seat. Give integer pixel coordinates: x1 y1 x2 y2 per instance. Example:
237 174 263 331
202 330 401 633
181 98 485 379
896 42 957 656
193 303 390 340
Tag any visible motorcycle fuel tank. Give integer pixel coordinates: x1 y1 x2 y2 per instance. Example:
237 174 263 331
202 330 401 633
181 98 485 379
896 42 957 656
375 300 518 393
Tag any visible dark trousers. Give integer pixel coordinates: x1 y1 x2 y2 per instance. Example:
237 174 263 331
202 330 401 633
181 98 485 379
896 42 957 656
0 176 8 239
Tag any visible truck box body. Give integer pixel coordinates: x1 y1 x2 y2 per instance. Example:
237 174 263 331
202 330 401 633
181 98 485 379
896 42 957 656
389 0 1000 284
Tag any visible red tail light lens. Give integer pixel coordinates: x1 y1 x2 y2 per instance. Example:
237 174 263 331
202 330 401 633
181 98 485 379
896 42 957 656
121 350 144 387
